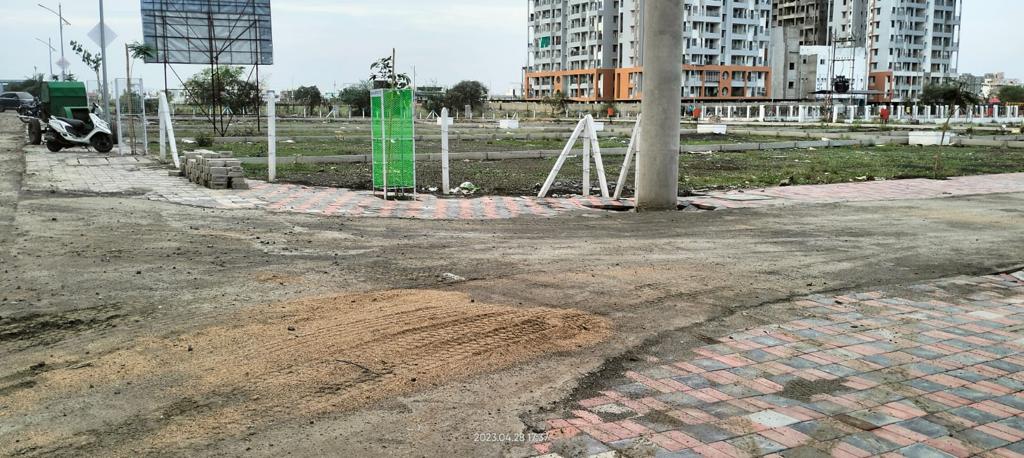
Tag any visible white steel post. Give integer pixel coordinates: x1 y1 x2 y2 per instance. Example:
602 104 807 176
99 0 111 124
158 92 179 169
586 115 610 198
266 90 277 182
613 114 641 200
159 99 166 161
582 122 591 197
441 107 450 194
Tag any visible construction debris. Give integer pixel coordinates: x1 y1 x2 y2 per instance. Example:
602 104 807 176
171 150 249 190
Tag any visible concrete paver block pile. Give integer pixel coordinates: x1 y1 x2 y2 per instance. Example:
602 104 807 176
178 150 248 190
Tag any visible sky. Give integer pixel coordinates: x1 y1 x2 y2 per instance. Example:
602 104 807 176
0 0 1019 95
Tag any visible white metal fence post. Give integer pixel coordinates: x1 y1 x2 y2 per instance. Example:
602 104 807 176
441 107 450 194
266 90 277 182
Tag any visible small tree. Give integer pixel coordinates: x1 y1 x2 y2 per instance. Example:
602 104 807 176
920 82 981 178
422 92 447 115
183 66 263 135
69 41 102 84
445 80 489 114
337 81 372 115
997 85 1024 103
921 82 981 145
543 91 569 116
293 85 324 112
369 55 410 89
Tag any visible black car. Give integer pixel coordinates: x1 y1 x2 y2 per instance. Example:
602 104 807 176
0 92 35 112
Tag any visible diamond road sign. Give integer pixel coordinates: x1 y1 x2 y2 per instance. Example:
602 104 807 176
88 23 118 48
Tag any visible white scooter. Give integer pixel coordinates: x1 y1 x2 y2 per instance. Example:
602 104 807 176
44 104 115 153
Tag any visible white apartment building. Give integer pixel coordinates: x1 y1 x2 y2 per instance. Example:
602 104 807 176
859 0 962 102
525 0 774 102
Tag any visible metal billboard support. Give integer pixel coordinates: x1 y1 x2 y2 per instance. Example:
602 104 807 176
142 0 274 136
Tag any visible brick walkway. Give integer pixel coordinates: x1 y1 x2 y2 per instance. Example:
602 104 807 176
22 150 1024 220
244 181 616 219
23 153 262 209
532 270 1024 458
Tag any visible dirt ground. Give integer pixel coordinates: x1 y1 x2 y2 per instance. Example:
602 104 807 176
1 113 1023 457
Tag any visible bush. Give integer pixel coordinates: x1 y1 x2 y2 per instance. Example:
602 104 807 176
195 132 215 148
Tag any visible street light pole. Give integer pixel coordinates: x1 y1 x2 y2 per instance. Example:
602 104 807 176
36 38 56 77
99 0 111 124
38 3 70 80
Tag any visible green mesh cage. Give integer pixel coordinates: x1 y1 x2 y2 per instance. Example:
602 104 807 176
371 88 416 192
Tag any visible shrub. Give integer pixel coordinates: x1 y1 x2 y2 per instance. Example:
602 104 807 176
195 132 215 148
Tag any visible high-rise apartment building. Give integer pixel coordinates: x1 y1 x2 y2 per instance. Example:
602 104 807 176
772 0 829 45
858 0 962 101
525 0 774 102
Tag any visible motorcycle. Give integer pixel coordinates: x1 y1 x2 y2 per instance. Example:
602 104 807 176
17 100 44 145
43 104 114 153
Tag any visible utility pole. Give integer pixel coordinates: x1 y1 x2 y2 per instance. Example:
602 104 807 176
38 3 70 80
636 0 683 210
35 38 56 77
99 0 111 124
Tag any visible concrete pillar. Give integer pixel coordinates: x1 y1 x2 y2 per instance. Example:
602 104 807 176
832 105 839 123
746 106 752 120
636 0 682 210
798 105 806 123
912 105 919 118
864 105 871 121
759 105 765 122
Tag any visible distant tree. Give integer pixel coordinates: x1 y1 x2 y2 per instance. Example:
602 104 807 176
422 92 447 115
7 74 46 97
998 85 1024 103
183 66 262 134
293 85 324 111
69 40 102 83
183 66 262 115
445 80 489 113
543 90 570 116
337 81 372 115
920 82 982 176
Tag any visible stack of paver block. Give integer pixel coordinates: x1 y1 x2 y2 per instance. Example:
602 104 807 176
174 150 248 190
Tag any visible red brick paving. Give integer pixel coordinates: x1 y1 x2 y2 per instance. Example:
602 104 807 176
530 270 1024 457
230 172 1024 220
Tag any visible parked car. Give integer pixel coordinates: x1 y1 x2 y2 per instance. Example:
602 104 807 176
0 92 36 112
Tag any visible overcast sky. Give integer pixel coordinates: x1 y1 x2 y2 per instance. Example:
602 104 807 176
1 0 1019 94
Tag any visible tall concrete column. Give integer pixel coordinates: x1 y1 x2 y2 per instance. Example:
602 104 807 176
636 0 683 210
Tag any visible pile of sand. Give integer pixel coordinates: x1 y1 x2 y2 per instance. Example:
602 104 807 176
4 289 609 453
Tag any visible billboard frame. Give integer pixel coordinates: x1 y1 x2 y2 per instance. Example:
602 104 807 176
141 0 274 135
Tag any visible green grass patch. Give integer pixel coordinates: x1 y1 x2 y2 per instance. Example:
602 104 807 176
241 145 1024 196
